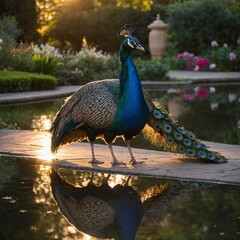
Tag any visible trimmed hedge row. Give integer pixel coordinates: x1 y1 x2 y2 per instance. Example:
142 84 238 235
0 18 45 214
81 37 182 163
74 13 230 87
0 71 57 93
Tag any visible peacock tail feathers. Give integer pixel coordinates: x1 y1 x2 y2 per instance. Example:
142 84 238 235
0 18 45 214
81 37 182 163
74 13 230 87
143 106 227 163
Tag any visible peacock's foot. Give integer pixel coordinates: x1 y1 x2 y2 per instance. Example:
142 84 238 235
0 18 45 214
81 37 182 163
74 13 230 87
111 159 126 166
129 159 144 165
88 159 104 164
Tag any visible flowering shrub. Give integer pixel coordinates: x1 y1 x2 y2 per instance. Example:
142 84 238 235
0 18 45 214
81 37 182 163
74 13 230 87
177 52 210 71
56 39 119 85
176 40 240 72
31 44 62 74
208 40 240 71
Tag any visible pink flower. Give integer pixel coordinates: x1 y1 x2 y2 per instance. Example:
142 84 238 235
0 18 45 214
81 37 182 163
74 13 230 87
211 40 219 47
184 94 195 102
196 88 210 99
177 54 184 60
229 52 237 61
197 58 210 70
184 89 195 101
167 88 182 94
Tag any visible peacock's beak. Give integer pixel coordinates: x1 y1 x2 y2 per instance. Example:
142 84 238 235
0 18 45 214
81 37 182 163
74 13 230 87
136 45 145 52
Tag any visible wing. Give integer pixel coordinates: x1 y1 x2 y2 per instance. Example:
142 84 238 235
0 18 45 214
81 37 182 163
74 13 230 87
50 170 116 238
53 79 120 137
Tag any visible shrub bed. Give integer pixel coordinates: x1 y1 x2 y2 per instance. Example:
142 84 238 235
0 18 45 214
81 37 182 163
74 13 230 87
0 71 57 93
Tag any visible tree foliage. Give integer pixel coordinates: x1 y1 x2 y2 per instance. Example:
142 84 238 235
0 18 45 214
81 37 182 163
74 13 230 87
0 0 39 42
167 0 240 54
48 4 168 53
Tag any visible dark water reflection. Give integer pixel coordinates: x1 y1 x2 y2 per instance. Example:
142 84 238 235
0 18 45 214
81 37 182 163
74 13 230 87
0 156 239 240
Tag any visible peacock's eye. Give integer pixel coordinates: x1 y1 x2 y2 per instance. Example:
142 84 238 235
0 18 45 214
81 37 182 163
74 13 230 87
127 39 137 49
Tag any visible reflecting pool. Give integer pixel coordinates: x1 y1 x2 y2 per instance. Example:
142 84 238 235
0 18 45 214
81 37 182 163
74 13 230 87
0 84 239 239
0 156 239 240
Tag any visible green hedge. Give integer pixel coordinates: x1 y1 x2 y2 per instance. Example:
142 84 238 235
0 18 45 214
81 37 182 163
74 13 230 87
0 71 57 93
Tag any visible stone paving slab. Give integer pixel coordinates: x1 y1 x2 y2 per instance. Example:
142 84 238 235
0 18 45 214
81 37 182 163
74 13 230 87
168 71 240 81
0 85 77 105
0 130 239 185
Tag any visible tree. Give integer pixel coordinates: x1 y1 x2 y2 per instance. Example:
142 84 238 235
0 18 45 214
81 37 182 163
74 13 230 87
0 0 39 42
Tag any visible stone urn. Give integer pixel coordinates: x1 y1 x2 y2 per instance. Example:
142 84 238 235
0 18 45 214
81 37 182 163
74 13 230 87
148 14 167 59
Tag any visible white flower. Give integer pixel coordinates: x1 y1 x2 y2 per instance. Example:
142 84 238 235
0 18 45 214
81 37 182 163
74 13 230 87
194 65 199 71
194 87 199 93
209 63 216 69
210 102 219 110
209 87 216 93
0 38 3 44
223 43 228 48
167 88 178 94
228 93 237 103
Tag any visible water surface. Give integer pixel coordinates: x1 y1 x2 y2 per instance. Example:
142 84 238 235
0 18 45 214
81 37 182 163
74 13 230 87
0 156 239 240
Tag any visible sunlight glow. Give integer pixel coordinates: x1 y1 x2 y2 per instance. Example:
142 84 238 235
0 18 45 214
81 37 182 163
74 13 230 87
82 233 92 240
33 165 51 204
32 114 53 131
36 133 55 161
108 174 130 188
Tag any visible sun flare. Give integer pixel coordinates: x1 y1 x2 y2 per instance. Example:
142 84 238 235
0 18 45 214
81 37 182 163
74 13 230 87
36 133 55 161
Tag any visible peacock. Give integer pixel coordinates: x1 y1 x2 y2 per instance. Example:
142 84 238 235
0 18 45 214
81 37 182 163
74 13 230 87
50 170 214 239
51 24 226 165
50 169 144 239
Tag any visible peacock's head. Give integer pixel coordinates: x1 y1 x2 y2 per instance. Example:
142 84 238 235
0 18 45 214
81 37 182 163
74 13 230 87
118 24 145 52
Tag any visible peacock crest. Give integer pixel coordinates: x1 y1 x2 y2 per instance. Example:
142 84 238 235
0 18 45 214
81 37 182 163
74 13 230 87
117 24 136 37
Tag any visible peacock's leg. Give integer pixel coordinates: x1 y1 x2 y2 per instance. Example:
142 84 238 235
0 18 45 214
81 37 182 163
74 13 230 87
108 143 126 165
126 140 144 164
88 142 103 164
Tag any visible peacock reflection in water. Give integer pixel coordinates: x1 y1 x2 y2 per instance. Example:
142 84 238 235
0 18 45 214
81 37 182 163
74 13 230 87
50 169 214 240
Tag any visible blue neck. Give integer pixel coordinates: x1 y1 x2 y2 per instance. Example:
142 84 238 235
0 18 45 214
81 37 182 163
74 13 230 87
119 44 142 97
106 42 149 133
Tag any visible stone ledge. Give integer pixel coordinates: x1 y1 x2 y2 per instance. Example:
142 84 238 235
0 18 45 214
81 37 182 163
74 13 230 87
1 71 240 105
0 130 240 185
